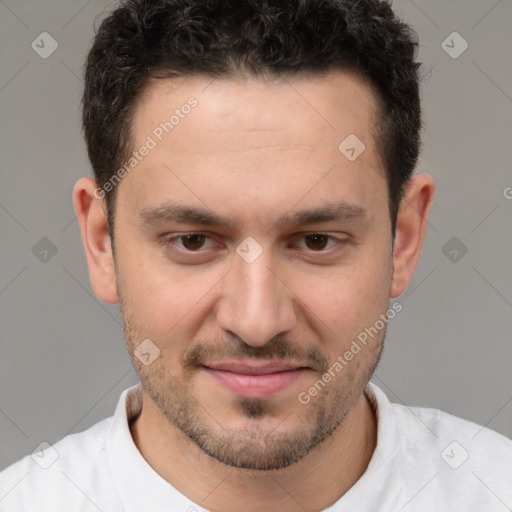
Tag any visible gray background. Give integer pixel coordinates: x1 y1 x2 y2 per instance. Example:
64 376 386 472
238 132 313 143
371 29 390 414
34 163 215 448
1 0 511 471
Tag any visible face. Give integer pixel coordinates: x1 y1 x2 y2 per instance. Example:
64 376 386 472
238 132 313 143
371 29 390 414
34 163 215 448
113 72 394 470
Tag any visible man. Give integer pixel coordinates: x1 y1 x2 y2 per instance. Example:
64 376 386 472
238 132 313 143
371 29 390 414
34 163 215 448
1 0 510 510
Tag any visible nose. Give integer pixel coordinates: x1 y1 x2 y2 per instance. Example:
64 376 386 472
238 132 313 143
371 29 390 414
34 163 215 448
216 248 297 348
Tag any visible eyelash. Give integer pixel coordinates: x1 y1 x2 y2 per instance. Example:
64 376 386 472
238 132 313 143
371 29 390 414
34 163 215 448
159 232 348 254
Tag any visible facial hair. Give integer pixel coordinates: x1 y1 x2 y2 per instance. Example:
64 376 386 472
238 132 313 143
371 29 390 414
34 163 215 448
119 282 384 471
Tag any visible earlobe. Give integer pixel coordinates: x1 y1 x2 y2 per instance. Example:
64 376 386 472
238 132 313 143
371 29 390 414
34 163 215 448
390 174 435 298
73 177 119 304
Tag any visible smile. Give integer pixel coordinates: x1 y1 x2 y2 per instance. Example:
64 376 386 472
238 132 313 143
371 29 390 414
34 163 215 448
201 360 307 399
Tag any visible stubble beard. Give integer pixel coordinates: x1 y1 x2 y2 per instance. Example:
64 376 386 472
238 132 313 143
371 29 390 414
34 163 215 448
119 290 384 471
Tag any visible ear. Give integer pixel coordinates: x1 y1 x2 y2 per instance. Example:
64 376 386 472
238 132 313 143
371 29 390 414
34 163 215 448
391 174 435 298
73 177 119 304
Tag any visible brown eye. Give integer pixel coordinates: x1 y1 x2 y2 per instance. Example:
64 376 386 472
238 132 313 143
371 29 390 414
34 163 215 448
304 234 330 251
180 234 207 250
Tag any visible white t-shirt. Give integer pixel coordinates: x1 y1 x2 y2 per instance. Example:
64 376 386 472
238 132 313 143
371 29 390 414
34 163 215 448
1 382 511 511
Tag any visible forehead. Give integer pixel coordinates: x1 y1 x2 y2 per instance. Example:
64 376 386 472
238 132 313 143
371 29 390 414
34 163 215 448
118 71 387 227
134 70 381 148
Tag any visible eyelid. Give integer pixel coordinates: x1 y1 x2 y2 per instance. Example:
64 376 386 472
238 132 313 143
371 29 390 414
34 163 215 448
160 232 217 252
292 232 349 251
160 231 349 254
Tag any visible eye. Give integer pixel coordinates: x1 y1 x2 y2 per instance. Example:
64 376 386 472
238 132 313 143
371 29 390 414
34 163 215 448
159 232 348 258
296 233 344 251
161 233 214 252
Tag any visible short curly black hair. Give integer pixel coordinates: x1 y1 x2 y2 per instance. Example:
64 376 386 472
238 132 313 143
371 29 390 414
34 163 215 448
82 0 422 238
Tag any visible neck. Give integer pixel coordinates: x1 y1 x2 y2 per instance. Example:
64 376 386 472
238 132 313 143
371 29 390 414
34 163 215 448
130 388 377 511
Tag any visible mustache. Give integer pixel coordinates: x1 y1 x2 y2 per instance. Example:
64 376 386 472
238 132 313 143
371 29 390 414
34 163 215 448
181 336 329 373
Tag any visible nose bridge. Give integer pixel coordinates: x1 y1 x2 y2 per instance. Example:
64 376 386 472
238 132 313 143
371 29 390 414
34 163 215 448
217 249 296 347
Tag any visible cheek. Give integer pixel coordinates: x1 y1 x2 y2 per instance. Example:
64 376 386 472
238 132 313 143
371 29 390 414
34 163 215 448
114 234 180 332
286 250 392 344
115 235 226 339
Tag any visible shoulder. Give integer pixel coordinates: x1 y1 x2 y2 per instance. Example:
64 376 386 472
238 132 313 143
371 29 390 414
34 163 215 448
0 416 119 512
393 398 512 460
389 395 512 508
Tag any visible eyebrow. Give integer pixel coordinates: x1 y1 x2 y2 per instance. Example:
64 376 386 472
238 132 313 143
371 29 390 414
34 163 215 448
139 202 367 231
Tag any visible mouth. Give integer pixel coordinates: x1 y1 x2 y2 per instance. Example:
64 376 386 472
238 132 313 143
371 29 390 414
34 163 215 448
201 360 308 399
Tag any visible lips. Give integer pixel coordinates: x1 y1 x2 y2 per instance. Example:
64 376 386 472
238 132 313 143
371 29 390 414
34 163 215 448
201 360 307 399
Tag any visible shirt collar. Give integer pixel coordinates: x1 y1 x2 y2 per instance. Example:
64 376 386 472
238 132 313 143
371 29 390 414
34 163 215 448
107 381 399 511
107 383 209 512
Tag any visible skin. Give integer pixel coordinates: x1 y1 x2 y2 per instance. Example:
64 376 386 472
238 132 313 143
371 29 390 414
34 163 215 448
74 71 434 511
